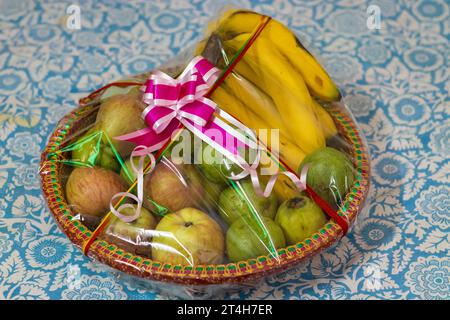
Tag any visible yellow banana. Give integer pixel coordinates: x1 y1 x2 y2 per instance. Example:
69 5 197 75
211 86 306 171
222 72 286 138
216 10 340 101
224 34 325 154
221 75 309 170
311 99 338 139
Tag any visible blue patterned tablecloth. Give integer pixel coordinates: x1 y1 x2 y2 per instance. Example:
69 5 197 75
0 0 448 300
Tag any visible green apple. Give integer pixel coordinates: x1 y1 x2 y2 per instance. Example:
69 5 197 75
66 167 127 217
275 195 328 245
218 179 278 225
226 216 286 262
103 205 157 257
299 147 354 209
151 208 225 265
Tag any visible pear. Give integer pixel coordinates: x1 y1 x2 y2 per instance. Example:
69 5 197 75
102 205 157 257
218 179 278 225
143 158 205 213
66 167 127 217
299 147 354 209
202 179 226 213
95 94 147 157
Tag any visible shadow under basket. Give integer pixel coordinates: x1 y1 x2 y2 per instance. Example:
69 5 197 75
40 101 370 289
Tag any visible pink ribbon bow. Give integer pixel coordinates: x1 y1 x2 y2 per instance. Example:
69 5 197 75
115 56 257 161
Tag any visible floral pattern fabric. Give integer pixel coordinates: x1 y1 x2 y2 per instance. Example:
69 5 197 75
0 0 449 300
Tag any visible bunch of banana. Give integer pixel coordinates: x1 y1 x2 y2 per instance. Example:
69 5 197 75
198 9 340 195
222 33 326 154
214 9 341 102
213 10 338 140
311 99 338 139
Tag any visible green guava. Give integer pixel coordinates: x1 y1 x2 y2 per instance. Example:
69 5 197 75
299 147 354 209
202 179 226 212
275 195 328 245
71 128 120 172
226 216 286 262
218 179 278 225
196 142 238 185
163 129 200 164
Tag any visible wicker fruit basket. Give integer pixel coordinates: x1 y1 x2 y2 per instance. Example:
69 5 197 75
40 100 370 286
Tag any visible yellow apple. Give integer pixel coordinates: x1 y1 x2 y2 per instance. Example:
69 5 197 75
103 205 157 257
151 208 224 265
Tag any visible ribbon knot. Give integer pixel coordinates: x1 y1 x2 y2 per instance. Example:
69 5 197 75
115 56 258 160
141 57 219 135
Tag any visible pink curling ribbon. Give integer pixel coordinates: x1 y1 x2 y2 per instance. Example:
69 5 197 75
109 145 156 223
228 147 309 198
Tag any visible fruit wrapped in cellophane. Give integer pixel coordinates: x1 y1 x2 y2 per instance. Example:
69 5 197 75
40 8 370 298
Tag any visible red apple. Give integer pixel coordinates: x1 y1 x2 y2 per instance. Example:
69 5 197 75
66 167 127 217
143 158 204 213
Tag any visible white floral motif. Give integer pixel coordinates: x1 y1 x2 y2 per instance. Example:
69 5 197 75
412 0 449 22
11 194 42 217
322 54 363 84
0 69 28 95
429 123 450 157
405 256 449 300
372 153 415 187
13 162 41 190
6 132 42 158
325 9 368 36
416 186 450 229
358 40 391 65
354 218 401 251
149 10 187 34
344 93 375 117
0 251 50 300
388 95 431 126
0 233 13 258
61 275 127 300
404 47 444 72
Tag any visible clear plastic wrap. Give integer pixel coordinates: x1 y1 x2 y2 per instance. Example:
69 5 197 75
40 8 370 299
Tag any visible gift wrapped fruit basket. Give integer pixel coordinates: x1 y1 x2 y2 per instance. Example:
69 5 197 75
40 9 370 297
